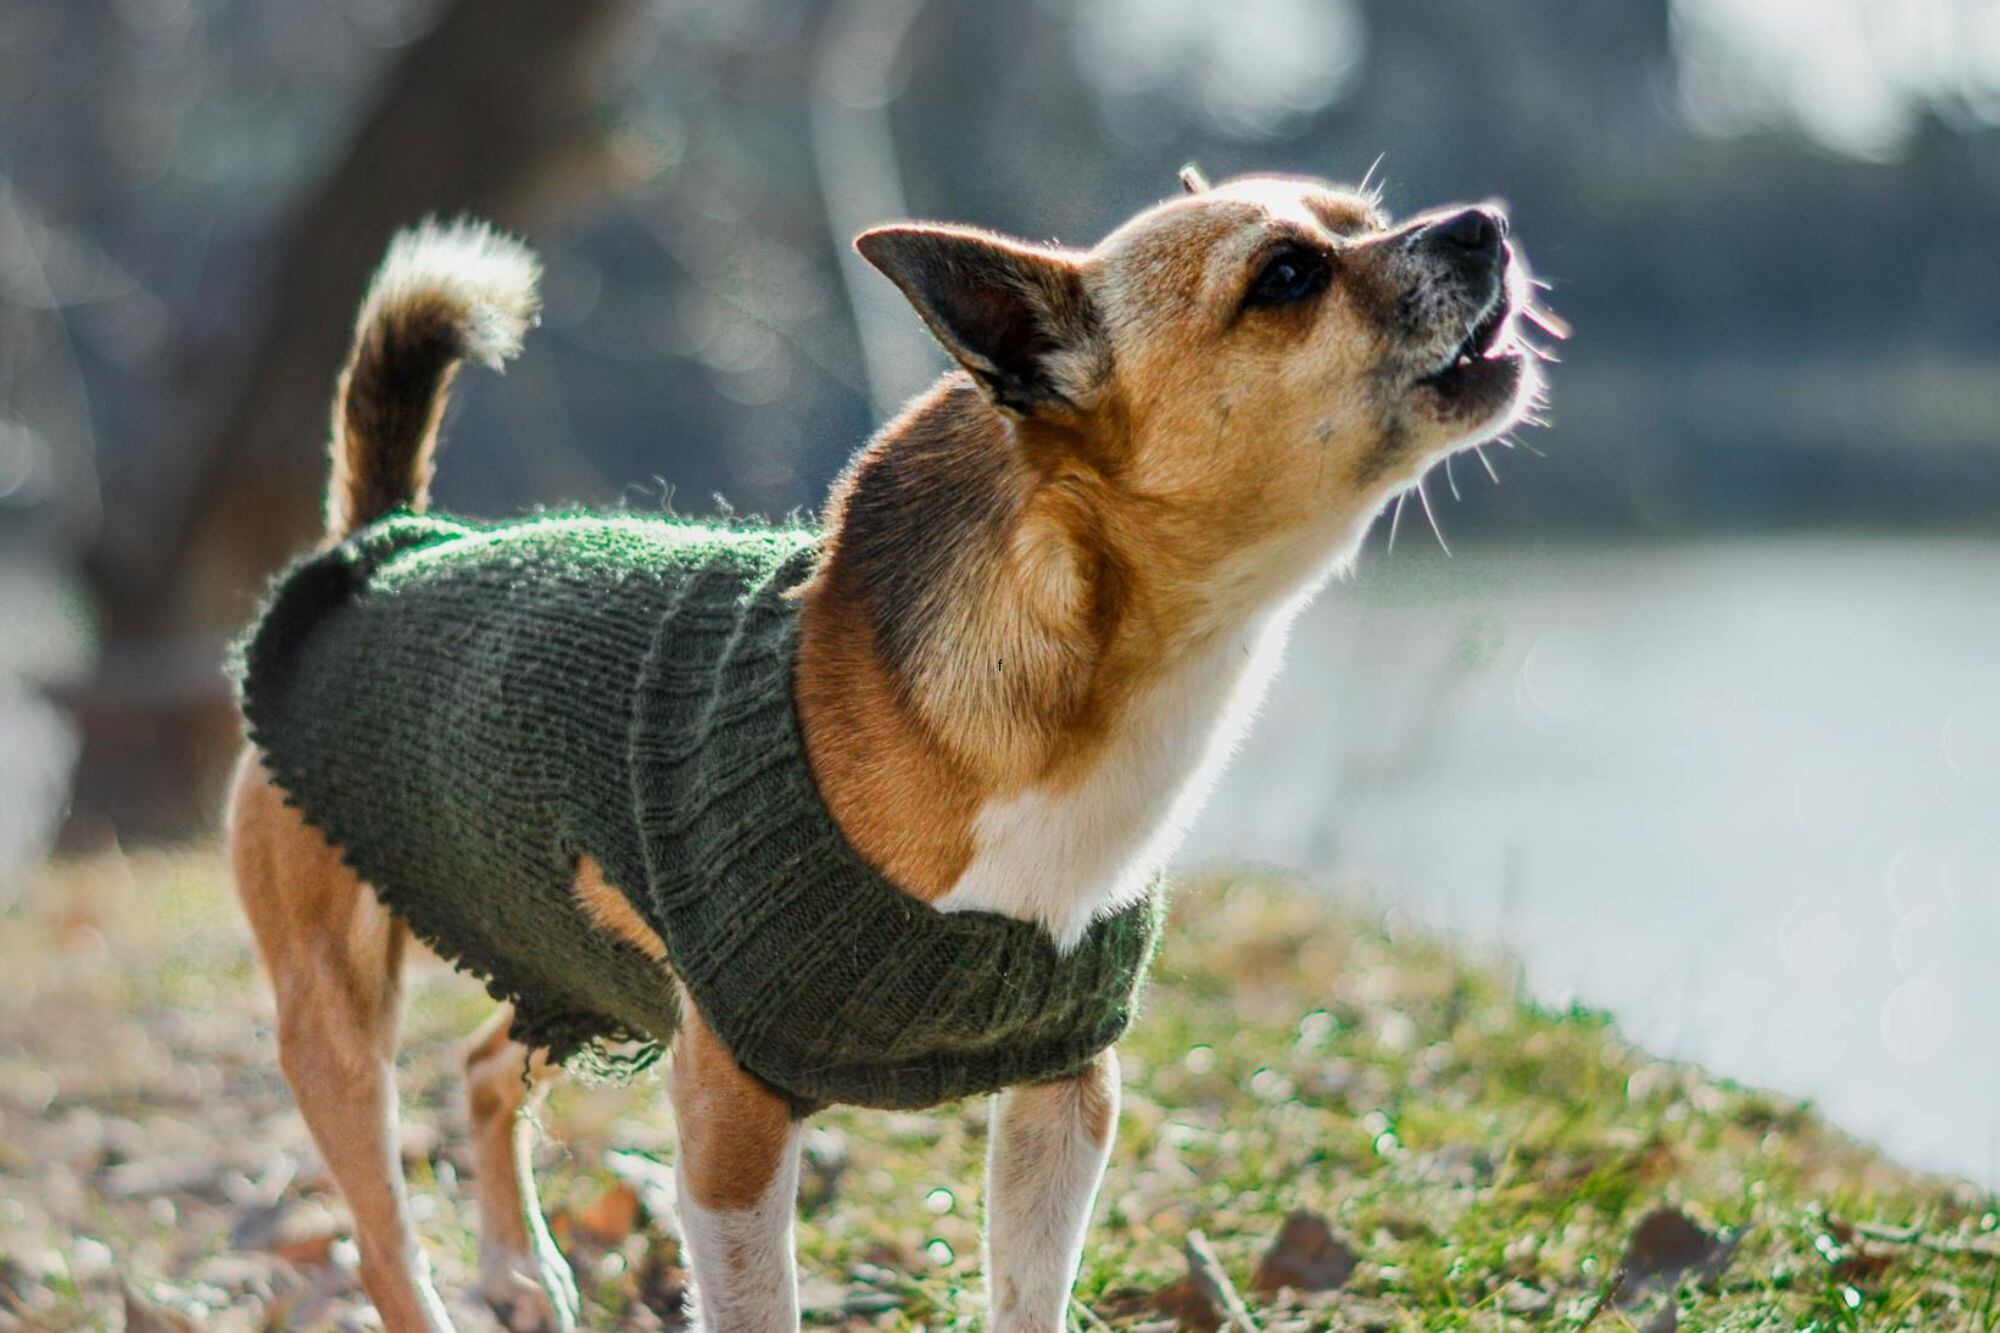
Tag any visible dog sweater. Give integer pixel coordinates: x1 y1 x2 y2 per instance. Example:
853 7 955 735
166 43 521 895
236 512 1160 1114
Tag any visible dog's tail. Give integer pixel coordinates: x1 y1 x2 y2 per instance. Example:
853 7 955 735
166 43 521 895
325 218 541 538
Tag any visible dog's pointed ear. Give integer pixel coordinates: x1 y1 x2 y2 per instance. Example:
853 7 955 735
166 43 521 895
855 224 1105 417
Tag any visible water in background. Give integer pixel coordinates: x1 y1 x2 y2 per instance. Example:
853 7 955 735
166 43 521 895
1182 536 2000 1187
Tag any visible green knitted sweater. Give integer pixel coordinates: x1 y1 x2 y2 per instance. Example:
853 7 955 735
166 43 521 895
237 512 1160 1113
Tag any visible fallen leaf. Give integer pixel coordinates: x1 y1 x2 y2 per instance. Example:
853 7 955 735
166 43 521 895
1145 1276 1225 1332
572 1181 643 1244
1614 1207 1742 1306
1252 1211 1358 1294
274 1230 339 1268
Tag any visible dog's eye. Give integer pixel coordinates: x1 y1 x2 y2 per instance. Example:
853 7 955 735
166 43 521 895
1246 246 1330 308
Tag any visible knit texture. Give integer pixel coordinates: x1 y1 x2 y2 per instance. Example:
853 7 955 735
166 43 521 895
237 511 1161 1113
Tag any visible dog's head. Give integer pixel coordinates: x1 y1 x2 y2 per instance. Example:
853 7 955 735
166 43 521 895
857 171 1555 607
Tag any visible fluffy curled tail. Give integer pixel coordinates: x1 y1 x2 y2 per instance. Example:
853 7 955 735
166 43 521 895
326 218 541 537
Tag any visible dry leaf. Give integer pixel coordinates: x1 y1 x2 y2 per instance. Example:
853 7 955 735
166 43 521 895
1145 1276 1225 1332
572 1181 644 1244
1252 1211 1357 1294
273 1229 339 1268
1614 1207 1741 1306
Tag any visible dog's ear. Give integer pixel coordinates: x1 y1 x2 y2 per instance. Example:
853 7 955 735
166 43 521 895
855 224 1105 417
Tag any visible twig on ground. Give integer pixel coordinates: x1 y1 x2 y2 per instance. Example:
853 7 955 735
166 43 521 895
1070 1294 1117 1331
1852 1222 2000 1261
1185 1230 1260 1332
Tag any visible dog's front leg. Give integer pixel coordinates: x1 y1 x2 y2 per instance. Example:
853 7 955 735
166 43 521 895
984 1048 1120 1332
669 1002 802 1332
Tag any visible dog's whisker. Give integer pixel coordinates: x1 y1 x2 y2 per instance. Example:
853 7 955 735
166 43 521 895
1387 489 1408 553
1444 452 1462 502
1416 475 1450 557
1473 442 1500 485
1523 304 1570 340
1358 151 1387 202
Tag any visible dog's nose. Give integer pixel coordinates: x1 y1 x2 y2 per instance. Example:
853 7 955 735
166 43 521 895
1430 207 1507 260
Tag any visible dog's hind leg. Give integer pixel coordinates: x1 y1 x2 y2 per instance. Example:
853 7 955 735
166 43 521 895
227 752 454 1333
462 1007 577 1331
670 998 803 1333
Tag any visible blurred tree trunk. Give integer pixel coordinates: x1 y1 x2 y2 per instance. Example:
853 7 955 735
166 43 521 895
65 0 642 847
810 0 939 419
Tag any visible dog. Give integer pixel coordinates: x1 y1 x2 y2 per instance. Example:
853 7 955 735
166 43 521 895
226 169 1552 1332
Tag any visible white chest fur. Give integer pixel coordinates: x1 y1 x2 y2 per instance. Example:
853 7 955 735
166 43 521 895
933 608 1297 949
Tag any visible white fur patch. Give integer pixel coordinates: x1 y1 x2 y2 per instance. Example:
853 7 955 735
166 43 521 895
677 1121 802 1333
361 217 542 369
983 1055 1119 1331
935 608 1297 948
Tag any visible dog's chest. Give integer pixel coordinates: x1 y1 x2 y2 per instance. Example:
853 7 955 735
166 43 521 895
933 614 1292 948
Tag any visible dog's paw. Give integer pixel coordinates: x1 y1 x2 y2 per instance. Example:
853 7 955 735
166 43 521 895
478 1257 578 1333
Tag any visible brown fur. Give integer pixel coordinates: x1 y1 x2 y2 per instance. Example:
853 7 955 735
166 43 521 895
230 174 1545 1330
669 996 798 1213
326 291 460 536
570 855 669 962
798 181 1530 898
228 755 452 1328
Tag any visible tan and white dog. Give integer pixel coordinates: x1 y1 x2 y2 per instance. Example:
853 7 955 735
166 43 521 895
227 170 1553 1331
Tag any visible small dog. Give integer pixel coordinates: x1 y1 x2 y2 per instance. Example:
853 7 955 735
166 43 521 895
227 170 1551 1332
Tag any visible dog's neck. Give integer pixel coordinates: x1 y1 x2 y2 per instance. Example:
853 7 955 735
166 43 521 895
796 376 1316 946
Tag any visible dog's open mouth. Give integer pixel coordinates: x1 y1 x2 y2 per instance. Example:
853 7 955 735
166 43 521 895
1418 297 1517 394
1406 285 1564 424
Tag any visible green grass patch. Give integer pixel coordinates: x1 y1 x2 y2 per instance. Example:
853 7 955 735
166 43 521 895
0 854 1993 1329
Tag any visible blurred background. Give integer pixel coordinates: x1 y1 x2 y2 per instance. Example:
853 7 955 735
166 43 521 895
1 0 1997 1184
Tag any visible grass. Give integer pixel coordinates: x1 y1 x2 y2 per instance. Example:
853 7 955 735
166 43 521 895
1 850 1996 1330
